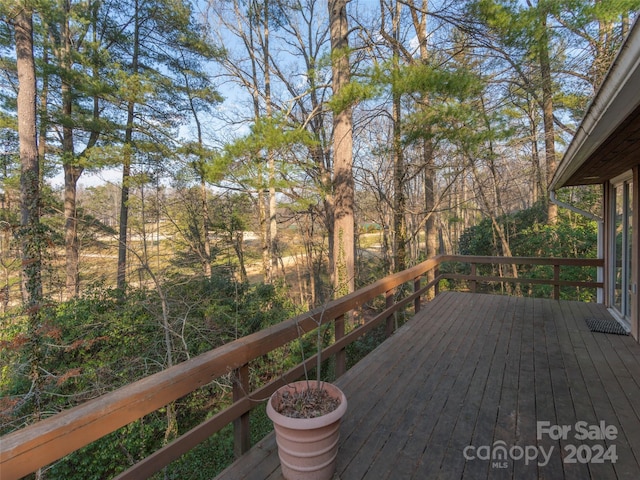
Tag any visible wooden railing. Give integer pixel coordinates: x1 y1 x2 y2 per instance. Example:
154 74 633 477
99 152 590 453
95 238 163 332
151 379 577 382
0 255 603 479
439 255 603 300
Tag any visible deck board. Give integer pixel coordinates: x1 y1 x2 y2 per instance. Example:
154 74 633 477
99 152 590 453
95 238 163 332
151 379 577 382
214 292 640 480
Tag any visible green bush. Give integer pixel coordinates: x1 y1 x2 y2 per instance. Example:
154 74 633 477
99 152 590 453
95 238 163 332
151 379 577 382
2 270 299 479
456 198 598 300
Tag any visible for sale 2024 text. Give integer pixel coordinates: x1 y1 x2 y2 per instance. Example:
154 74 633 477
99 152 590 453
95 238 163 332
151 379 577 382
537 420 618 465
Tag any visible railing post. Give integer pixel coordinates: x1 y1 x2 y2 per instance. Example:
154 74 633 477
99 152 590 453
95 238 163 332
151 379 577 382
553 264 560 300
233 363 250 457
470 263 477 293
434 267 440 296
385 289 394 337
335 314 346 377
414 276 422 314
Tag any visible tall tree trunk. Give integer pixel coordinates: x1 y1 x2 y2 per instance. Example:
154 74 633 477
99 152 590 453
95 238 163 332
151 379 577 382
241 0 271 283
16 5 42 320
423 141 437 297
15 10 44 479
408 0 437 293
117 149 131 289
63 165 81 296
258 188 269 282
263 0 279 282
469 159 520 293
329 0 354 296
528 97 542 205
301 0 332 301
200 176 212 277
309 60 332 303
61 2 81 297
314 142 333 303
118 0 140 289
235 234 248 282
184 69 212 277
539 11 557 224
481 96 504 213
38 47 48 187
423 146 437 258
392 89 406 273
391 2 406 273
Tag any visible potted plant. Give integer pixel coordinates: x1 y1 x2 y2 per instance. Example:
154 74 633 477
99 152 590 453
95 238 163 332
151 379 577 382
266 310 348 480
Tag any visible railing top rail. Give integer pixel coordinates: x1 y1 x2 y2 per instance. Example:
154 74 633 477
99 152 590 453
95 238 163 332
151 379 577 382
440 255 603 266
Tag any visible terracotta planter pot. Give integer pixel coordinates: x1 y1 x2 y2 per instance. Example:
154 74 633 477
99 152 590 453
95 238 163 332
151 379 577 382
266 381 347 480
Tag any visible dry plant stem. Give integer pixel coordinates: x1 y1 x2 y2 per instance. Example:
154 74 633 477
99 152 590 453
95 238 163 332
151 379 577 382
274 385 340 419
316 321 322 390
296 296 331 389
278 289 341 418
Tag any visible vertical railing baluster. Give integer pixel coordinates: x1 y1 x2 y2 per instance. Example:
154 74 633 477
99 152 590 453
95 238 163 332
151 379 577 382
335 313 346 377
233 363 250 457
434 266 440 296
470 263 477 293
554 264 560 300
385 289 394 337
414 276 422 314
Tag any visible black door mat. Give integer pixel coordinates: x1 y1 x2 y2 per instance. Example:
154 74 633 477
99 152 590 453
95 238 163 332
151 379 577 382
585 318 629 335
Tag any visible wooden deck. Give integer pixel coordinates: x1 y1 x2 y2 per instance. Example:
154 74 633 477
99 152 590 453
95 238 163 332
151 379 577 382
215 292 640 480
